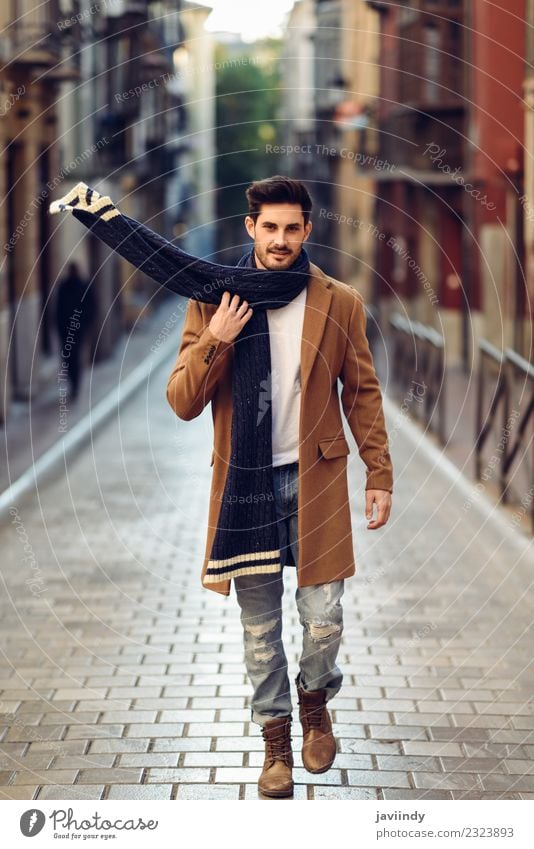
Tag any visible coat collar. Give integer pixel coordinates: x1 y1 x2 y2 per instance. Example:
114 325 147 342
301 262 333 393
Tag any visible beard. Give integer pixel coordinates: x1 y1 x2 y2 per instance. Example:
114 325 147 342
253 243 301 270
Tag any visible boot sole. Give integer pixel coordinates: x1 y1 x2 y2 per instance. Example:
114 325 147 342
258 784 294 798
302 761 335 774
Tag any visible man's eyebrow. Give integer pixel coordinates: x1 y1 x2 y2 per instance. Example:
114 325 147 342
260 220 302 227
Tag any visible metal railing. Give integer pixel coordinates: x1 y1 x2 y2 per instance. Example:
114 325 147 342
389 312 446 444
476 339 534 532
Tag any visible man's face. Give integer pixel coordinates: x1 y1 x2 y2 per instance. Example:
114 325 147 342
244 203 312 270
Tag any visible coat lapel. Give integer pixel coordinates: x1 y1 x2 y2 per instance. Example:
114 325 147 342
300 262 333 393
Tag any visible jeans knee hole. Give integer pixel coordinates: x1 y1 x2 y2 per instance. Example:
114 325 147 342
243 616 279 638
306 621 342 642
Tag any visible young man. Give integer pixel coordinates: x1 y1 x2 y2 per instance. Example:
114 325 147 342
166 175 393 798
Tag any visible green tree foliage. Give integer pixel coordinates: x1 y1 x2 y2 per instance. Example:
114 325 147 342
215 41 281 258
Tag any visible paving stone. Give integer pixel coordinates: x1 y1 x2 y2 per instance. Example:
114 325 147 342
313 786 378 799
490 730 533 744
360 699 416 712
0 785 39 799
0 754 53 770
218 709 252 722
440 756 507 773
52 755 116 770
124 723 184 738
117 753 180 767
340 739 402 755
183 752 243 767
330 724 366 738
38 785 105 800
51 689 108 700
412 772 483 791
99 711 158 724
482 774 534 792
89 739 149 754
369 726 428 741
152 738 212 752
4 725 66 743
214 767 264 783
429 727 491 742
215 738 266 752
334 710 391 724
40 712 100 726
504 760 534 774
159 710 216 722
27 740 87 755
190 698 246 709
176 783 240 800
77 768 143 784
451 791 523 800
187 722 245 737
107 784 173 799
65 724 125 740
403 741 464 757
146 768 211 783
376 754 442 772
12 769 79 785
382 788 453 800
347 770 411 788
464 742 527 758
393 712 452 727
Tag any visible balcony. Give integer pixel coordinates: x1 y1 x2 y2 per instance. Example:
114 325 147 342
5 0 80 79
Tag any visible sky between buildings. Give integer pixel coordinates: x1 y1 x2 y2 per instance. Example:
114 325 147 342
196 0 296 42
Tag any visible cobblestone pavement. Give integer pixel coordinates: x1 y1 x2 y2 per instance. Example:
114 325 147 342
1 354 533 801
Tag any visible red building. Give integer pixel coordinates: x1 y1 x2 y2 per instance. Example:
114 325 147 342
367 0 526 366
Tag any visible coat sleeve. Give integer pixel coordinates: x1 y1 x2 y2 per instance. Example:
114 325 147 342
339 292 393 493
166 298 233 421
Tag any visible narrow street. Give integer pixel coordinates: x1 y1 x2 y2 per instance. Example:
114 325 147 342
1 354 533 801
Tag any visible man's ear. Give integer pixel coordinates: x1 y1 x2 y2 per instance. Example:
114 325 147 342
303 220 312 242
244 215 256 239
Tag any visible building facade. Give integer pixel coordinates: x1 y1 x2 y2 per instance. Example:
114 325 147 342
1 0 216 424
367 0 527 367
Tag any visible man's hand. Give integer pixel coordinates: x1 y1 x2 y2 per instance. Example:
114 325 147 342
209 291 253 343
365 489 391 529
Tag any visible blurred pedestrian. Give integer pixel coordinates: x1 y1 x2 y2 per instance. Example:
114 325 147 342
54 261 96 400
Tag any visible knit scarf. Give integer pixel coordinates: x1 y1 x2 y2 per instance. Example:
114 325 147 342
49 182 310 583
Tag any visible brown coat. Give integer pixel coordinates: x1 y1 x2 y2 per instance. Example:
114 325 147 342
166 262 393 597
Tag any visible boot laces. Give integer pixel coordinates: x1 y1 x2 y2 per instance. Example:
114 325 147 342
262 726 292 764
305 705 325 730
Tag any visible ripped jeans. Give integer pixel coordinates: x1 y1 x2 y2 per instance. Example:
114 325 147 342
234 461 344 727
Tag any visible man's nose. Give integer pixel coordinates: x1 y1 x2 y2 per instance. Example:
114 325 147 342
272 233 288 245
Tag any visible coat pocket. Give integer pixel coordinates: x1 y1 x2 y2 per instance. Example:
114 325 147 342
318 435 350 459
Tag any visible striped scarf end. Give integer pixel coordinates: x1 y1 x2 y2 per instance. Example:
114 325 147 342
204 550 282 582
204 562 282 582
49 181 120 222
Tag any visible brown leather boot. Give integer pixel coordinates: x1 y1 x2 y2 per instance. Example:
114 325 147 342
258 715 294 798
296 680 337 773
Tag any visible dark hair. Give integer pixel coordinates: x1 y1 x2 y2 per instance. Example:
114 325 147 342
245 175 313 225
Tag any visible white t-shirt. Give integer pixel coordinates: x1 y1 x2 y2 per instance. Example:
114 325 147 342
266 286 308 466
